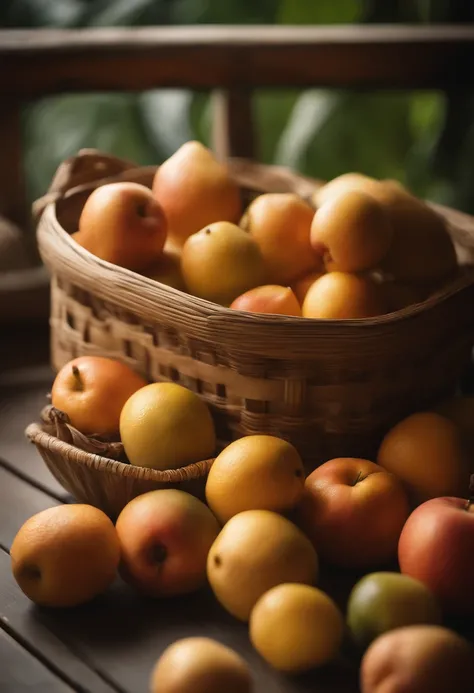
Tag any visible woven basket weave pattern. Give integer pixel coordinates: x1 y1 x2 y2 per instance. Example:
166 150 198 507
26 422 213 519
36 151 474 467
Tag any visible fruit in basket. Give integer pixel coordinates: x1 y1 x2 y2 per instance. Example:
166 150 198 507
230 285 302 316
205 435 305 523
10 504 120 607
377 412 470 507
310 190 393 273
181 222 267 305
398 495 474 615
380 199 457 284
51 356 147 436
116 489 220 597
291 270 325 304
150 637 252 693
240 193 320 284
360 625 474 693
433 396 474 465
75 182 167 271
298 458 410 569
313 172 382 207
207 510 318 621
143 247 186 291
249 583 344 673
120 382 216 470
152 141 242 247
302 271 387 319
347 572 441 650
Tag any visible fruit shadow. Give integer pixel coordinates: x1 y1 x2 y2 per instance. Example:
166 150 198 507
32 575 360 693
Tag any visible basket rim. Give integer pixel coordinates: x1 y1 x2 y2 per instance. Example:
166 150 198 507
38 200 474 330
25 422 214 482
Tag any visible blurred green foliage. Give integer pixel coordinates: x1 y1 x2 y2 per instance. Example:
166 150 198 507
2 0 474 211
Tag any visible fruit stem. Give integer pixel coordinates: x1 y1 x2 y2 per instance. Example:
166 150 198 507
71 365 83 391
466 474 474 511
352 471 365 486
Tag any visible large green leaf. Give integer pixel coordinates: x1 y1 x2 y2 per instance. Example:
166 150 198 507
2 0 84 27
140 90 195 161
170 0 279 24
277 0 362 24
85 0 171 27
23 94 155 202
277 90 413 183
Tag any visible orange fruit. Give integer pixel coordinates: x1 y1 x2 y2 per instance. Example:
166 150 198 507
51 356 147 436
10 504 120 607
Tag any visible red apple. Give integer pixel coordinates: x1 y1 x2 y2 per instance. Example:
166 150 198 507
115 489 220 597
398 493 474 615
75 181 167 271
298 458 410 568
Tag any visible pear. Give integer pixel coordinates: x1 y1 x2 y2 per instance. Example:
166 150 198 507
152 141 242 247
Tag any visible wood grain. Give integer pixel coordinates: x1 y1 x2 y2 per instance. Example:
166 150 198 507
0 466 60 551
0 629 75 692
212 90 256 160
0 365 67 500
1 26 474 96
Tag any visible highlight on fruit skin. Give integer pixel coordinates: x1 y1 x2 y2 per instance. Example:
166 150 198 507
152 140 242 248
302 271 387 319
116 489 220 598
310 189 393 273
241 192 320 285
250 583 344 673
76 181 168 271
230 285 302 316
377 411 470 507
207 509 318 622
119 382 216 470
360 625 474 693
150 637 253 693
10 504 120 608
205 435 306 523
181 221 267 306
347 572 442 651
51 355 148 436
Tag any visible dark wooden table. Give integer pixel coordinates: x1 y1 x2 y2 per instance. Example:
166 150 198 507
1 328 473 693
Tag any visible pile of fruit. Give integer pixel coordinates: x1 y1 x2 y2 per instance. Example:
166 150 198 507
11 354 474 692
72 141 461 318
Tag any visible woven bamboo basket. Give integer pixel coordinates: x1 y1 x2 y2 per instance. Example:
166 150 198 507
33 149 474 470
25 407 213 519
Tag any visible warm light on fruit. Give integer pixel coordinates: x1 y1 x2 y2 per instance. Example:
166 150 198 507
302 271 387 319
230 285 302 316
152 141 241 247
51 356 147 436
75 181 167 271
181 221 267 305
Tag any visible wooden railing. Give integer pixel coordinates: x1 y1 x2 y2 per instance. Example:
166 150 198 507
2 24 474 228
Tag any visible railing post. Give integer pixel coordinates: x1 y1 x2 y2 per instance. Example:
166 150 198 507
212 89 256 161
0 100 28 231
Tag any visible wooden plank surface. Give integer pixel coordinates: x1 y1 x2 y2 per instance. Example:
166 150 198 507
1 26 474 96
0 462 359 693
0 550 120 693
0 363 67 499
0 629 75 693
0 465 61 552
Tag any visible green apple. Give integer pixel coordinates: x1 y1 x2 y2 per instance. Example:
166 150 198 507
347 572 441 650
